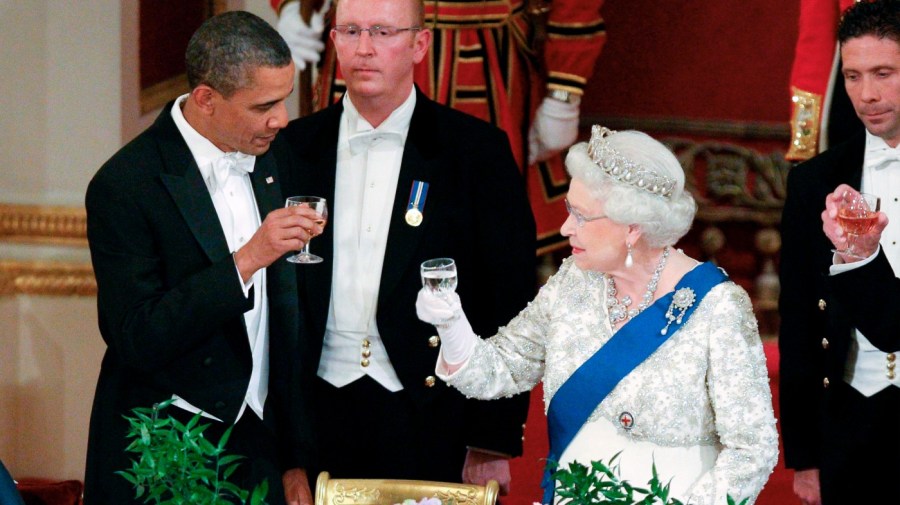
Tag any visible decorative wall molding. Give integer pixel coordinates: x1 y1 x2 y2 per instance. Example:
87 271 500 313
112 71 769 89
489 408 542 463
0 204 87 246
0 204 94 296
0 261 96 296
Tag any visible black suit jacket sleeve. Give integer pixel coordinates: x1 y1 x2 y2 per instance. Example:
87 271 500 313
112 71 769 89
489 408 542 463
828 249 900 352
777 132 864 471
86 109 302 424
86 117 257 417
88 169 251 370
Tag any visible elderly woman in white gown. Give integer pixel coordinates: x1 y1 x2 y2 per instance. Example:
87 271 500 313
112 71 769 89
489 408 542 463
416 126 778 505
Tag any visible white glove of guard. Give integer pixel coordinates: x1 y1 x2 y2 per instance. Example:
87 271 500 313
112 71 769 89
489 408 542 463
528 96 581 165
276 0 328 71
416 289 478 366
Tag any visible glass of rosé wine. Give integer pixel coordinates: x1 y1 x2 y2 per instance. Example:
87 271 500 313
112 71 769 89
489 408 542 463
834 191 881 259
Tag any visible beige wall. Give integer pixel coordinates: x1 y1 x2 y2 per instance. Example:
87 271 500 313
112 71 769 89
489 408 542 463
0 297 104 480
0 0 298 482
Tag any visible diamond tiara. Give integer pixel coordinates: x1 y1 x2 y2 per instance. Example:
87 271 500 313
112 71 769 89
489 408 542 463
587 125 676 198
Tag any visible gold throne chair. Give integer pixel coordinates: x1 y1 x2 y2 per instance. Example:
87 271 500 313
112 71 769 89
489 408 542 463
315 471 499 505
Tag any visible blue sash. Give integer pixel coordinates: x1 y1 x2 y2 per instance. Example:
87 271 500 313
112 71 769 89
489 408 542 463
541 261 727 503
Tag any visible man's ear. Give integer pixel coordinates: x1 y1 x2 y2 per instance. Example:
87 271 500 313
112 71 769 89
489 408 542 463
189 85 218 115
412 28 432 64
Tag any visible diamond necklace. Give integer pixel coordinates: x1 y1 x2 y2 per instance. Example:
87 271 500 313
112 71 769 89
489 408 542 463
605 246 670 326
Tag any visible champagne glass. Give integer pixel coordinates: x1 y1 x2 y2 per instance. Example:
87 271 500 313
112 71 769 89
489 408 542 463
285 196 328 264
834 191 880 259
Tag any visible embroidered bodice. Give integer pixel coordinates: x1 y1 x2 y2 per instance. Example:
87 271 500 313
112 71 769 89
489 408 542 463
442 257 778 504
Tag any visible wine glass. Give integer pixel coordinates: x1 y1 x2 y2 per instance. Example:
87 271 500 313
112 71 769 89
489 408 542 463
285 196 328 264
834 191 880 259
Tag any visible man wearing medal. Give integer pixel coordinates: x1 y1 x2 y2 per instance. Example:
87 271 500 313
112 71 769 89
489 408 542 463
276 0 536 497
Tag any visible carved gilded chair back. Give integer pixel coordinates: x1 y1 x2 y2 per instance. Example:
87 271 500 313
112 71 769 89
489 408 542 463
315 471 500 505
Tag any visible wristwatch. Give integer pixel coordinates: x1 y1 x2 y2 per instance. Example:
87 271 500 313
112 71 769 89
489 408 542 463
548 89 576 104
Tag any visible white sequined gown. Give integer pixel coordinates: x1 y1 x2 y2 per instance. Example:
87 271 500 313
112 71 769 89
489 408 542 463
439 258 779 505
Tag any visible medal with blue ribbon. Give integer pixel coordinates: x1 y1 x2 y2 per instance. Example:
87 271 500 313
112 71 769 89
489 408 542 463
405 180 428 227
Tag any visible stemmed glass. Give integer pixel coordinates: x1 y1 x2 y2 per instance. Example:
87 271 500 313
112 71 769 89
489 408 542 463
834 191 881 259
420 258 459 328
285 196 328 264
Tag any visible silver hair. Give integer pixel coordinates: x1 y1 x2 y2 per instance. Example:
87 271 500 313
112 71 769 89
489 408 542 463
565 129 696 248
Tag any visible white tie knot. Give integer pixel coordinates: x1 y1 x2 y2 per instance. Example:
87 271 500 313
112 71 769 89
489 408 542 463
211 152 255 192
348 130 404 156
866 147 900 170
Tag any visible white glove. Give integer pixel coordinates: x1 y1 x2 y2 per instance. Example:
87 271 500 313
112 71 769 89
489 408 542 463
528 95 581 164
276 0 328 71
416 289 478 365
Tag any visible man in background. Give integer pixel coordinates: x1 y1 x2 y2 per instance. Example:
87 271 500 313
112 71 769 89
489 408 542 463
273 0 606 255
779 1 900 503
277 0 536 495
786 0 864 162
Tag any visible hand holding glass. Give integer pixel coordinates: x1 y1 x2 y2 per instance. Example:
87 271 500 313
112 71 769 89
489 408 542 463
834 191 880 260
420 258 459 328
285 196 328 264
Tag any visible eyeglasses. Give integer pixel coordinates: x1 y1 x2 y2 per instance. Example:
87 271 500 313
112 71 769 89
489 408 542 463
565 198 607 227
332 24 422 44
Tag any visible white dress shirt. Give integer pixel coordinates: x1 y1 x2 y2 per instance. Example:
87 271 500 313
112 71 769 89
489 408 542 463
169 94 270 421
831 130 900 396
317 88 416 391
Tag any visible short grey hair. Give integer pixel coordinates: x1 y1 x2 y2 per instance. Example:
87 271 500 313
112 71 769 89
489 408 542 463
185 10 292 98
565 130 696 248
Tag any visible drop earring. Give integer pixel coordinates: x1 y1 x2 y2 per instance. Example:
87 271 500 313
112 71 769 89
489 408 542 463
625 242 634 268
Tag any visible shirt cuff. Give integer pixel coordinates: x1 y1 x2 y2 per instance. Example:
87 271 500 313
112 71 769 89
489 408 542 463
830 244 881 275
232 252 254 297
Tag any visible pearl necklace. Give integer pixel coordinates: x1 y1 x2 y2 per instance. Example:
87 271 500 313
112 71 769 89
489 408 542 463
605 246 670 325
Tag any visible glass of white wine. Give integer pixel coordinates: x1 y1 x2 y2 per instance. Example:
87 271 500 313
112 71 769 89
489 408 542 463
285 196 328 264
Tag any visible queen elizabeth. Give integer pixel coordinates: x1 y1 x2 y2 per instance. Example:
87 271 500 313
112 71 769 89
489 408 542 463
416 126 778 505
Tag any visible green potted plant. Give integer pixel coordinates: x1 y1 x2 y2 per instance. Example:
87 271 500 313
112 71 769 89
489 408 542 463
550 453 749 505
117 399 269 505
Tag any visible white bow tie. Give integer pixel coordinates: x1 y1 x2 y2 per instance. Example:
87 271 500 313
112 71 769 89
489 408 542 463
348 130 404 156
866 148 900 170
210 152 255 192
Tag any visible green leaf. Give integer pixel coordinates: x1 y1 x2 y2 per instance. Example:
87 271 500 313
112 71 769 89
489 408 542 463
116 470 139 486
217 425 234 450
117 403 268 504
251 480 269 505
217 454 243 467
222 462 242 480
552 454 748 505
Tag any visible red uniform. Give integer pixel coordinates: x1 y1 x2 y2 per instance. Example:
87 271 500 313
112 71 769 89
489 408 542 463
273 0 606 254
787 0 857 161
